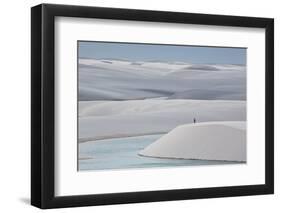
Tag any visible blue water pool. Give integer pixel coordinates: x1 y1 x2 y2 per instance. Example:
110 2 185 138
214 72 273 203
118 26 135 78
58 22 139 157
78 134 239 171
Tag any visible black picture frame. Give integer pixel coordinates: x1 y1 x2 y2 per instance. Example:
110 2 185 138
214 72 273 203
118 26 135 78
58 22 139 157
31 3 274 209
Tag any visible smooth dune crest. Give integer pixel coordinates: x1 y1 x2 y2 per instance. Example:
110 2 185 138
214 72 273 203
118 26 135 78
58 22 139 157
78 100 246 142
139 121 246 162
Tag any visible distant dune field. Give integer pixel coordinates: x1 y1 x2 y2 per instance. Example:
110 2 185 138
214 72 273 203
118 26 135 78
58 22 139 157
79 58 246 101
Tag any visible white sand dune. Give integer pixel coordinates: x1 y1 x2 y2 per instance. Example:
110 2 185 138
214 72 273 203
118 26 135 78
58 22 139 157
139 121 246 162
79 99 246 142
79 58 246 101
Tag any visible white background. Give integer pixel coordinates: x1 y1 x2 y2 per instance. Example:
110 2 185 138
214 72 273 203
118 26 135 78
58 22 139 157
0 0 279 212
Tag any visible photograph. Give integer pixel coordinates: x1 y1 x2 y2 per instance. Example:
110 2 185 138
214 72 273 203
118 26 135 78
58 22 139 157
78 41 247 171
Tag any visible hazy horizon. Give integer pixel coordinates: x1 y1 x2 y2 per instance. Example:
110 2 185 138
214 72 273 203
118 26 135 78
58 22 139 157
79 41 246 65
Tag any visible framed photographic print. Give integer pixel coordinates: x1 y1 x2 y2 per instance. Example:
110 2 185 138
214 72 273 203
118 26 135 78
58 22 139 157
31 3 274 209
